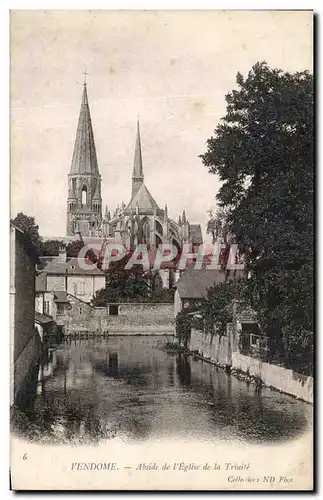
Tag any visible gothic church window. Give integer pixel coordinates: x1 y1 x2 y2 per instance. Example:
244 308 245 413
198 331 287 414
81 186 87 205
156 235 162 247
72 179 76 191
155 220 163 235
142 219 150 245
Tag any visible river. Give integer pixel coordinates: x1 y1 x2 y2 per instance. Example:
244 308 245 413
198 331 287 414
14 335 312 445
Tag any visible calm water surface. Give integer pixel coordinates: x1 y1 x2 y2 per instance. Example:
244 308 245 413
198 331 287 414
19 336 312 444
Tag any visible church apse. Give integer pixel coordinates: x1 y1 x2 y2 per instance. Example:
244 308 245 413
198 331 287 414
65 82 203 266
100 118 203 255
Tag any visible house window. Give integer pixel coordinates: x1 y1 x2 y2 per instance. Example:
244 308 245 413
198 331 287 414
250 334 269 350
57 303 65 315
73 282 85 295
79 307 83 316
109 305 119 316
250 334 260 348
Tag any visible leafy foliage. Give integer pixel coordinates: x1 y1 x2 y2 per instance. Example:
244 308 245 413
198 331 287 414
91 250 174 305
175 309 194 348
92 284 174 306
200 62 313 373
11 212 42 253
91 273 151 306
40 239 66 256
11 213 66 258
206 207 231 243
149 287 175 303
200 281 238 336
66 240 85 258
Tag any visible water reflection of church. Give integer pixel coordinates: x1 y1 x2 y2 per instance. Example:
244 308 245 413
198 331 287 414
66 82 203 252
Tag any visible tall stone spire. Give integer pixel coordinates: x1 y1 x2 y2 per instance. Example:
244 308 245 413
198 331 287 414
70 83 99 175
66 81 102 237
131 116 144 198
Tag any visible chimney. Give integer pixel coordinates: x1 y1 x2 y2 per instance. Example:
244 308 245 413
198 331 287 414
58 244 67 263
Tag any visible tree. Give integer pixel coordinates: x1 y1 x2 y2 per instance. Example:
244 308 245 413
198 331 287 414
11 212 42 253
206 207 230 244
91 273 151 305
66 240 85 258
40 239 65 256
175 309 193 348
91 252 153 305
200 281 239 336
200 62 313 373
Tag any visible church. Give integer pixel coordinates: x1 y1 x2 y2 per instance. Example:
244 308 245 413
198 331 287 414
66 81 203 253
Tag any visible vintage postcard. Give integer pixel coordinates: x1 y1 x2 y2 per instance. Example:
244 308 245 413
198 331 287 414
10 10 313 491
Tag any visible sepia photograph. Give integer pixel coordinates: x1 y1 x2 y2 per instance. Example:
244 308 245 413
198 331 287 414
9 9 313 491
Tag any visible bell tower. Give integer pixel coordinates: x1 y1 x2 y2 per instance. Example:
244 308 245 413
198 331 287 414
66 77 102 236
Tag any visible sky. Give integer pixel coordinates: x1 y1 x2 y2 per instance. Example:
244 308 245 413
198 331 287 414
10 10 312 239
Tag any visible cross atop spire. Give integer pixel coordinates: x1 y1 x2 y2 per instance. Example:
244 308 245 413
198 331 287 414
83 67 88 85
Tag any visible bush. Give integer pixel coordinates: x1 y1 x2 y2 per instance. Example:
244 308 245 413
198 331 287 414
175 309 193 348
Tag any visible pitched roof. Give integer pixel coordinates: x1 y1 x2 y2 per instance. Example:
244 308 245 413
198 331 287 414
43 257 105 276
54 291 70 303
69 83 99 176
127 183 160 212
35 311 54 325
176 265 228 299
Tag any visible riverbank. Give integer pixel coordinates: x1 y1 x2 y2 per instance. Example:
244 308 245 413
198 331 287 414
164 340 313 404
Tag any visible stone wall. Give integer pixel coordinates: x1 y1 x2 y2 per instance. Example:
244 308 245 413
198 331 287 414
232 352 313 404
188 327 313 403
13 331 43 404
12 228 37 361
190 328 230 367
58 294 108 333
10 226 42 405
106 303 175 334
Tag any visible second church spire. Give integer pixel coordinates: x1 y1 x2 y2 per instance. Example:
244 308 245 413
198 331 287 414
132 116 144 198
